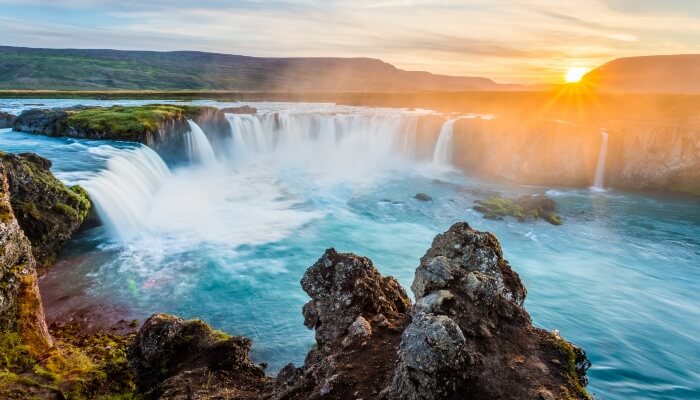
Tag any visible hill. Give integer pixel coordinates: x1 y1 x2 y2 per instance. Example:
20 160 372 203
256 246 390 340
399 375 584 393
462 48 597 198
582 54 700 94
0 46 500 91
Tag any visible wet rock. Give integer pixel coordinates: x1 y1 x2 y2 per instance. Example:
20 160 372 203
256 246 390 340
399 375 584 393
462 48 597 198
413 192 433 202
221 105 258 114
0 111 17 129
384 222 590 399
0 159 53 356
129 313 272 398
474 194 562 225
0 152 91 270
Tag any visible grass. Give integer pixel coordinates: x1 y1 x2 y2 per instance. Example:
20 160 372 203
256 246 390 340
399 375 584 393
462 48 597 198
66 105 204 137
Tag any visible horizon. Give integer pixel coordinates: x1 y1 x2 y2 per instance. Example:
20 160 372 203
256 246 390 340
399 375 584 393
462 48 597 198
2 0 699 84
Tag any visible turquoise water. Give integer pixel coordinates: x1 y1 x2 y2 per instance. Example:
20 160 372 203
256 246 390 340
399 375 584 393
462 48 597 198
1 101 699 400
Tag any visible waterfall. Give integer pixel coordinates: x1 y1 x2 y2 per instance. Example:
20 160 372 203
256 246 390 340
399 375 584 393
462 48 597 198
225 112 419 163
186 120 217 164
592 129 609 190
432 119 456 165
82 146 171 241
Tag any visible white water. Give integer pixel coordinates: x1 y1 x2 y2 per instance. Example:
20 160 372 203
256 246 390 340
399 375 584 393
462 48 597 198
226 112 418 161
81 146 171 241
592 129 609 190
432 119 456 165
186 120 217 164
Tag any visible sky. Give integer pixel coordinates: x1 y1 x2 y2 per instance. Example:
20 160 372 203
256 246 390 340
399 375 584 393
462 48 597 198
1 0 699 84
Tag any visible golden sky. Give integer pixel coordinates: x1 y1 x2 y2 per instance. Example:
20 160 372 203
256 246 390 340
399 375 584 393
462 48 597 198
1 0 699 83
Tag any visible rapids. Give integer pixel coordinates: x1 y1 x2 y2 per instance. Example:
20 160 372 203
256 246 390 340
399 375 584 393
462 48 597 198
0 100 698 400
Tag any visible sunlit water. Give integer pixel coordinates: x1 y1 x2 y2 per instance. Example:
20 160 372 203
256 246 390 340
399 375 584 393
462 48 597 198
1 100 699 400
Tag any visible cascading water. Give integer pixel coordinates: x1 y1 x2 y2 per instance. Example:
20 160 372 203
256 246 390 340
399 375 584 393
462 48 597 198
81 145 171 241
592 129 609 190
432 119 456 165
186 120 217 164
225 112 419 162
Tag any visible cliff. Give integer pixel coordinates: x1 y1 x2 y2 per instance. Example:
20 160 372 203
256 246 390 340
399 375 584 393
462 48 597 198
12 105 231 162
425 115 700 196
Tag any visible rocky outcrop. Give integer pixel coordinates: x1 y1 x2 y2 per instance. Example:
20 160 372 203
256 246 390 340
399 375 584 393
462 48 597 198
221 105 258 114
125 224 591 400
12 105 232 162
474 194 562 225
0 152 91 270
384 222 589 399
129 313 272 399
0 111 17 129
0 158 53 356
271 249 411 399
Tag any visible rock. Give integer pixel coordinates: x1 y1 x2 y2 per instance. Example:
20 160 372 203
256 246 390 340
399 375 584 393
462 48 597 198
413 192 432 202
0 111 17 129
384 222 590 399
473 194 562 225
128 313 272 398
12 105 232 163
221 105 257 114
0 152 91 270
301 248 410 346
0 159 53 356
274 249 411 399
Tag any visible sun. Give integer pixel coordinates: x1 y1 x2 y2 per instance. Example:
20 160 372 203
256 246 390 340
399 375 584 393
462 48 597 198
565 67 589 83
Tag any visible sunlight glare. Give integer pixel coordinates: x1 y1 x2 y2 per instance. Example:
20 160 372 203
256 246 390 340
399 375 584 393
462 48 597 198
565 67 589 83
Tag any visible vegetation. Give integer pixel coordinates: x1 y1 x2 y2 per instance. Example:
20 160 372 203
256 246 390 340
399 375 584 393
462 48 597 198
473 194 562 225
0 324 138 400
66 105 203 137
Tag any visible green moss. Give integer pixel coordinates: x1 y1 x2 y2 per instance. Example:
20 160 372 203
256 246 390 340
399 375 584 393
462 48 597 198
474 195 563 225
66 105 204 138
551 335 592 400
14 202 41 221
0 332 37 370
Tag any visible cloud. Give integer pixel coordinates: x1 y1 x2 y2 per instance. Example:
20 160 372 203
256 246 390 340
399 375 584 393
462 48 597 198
0 0 698 83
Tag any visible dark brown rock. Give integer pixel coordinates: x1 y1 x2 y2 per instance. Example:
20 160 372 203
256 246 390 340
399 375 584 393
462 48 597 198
221 105 257 114
129 313 273 399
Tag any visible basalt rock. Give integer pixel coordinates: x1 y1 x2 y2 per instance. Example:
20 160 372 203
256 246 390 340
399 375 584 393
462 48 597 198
383 222 590 399
129 313 273 399
0 111 17 129
0 159 53 356
0 152 91 271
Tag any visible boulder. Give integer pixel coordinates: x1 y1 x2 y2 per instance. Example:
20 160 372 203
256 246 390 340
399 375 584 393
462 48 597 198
413 192 433 202
383 222 590 399
0 111 17 129
474 194 562 225
0 152 91 270
129 313 272 399
274 249 411 399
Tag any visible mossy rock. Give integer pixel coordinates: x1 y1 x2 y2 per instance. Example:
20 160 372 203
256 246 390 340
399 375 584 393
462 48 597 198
474 194 562 225
0 151 92 271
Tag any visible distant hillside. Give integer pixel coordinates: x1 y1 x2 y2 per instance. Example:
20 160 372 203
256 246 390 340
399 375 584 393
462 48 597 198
0 46 500 91
582 54 700 94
